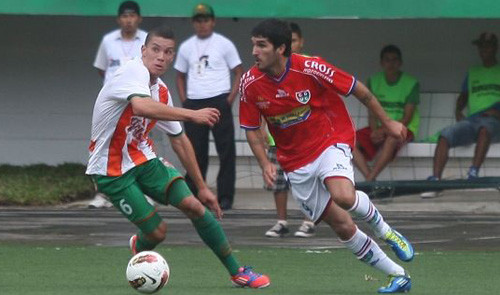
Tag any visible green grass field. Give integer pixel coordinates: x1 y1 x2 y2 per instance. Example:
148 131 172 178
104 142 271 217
1 245 498 295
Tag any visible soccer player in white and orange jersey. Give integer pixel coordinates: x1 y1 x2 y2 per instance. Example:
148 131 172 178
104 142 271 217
86 26 269 289
239 19 413 293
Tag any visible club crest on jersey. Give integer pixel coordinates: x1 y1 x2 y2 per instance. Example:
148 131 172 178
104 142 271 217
295 90 311 104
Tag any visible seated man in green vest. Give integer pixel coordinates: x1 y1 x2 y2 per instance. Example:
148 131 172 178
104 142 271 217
353 45 420 181
425 32 500 186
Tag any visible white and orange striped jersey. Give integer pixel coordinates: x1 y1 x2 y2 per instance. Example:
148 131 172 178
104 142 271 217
86 58 182 176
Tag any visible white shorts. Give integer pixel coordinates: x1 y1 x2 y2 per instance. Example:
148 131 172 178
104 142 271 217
286 144 355 223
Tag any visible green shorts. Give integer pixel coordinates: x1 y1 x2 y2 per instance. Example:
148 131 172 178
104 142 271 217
92 158 193 233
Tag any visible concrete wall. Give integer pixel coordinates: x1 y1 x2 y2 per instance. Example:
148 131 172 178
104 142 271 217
1 15 499 166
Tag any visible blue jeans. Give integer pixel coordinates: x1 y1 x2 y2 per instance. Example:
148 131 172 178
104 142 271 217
440 116 500 147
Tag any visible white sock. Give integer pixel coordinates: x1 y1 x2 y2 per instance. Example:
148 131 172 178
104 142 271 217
348 190 390 238
341 227 405 276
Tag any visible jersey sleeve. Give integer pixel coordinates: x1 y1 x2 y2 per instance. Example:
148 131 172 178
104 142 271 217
239 75 261 130
155 120 183 136
155 90 183 136
93 39 107 71
112 60 151 101
305 56 356 96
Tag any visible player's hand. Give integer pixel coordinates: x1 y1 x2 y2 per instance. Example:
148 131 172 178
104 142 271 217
197 186 223 220
193 108 220 127
262 162 277 188
383 120 407 142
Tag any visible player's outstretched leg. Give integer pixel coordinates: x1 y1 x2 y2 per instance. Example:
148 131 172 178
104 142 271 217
348 190 414 262
190 206 270 288
173 192 270 288
341 226 412 293
321 198 411 293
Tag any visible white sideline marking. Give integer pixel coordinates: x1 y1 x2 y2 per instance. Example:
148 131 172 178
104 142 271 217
467 236 500 241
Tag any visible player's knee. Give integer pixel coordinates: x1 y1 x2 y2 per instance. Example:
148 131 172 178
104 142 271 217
330 187 356 209
178 196 205 219
333 220 357 240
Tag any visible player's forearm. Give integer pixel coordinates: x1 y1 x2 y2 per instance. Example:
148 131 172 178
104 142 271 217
353 82 392 127
368 111 378 130
131 97 196 122
246 129 271 169
170 134 208 191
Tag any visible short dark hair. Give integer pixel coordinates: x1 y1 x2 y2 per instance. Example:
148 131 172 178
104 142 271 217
290 22 302 38
118 1 140 16
145 26 175 45
252 19 291 57
380 45 402 60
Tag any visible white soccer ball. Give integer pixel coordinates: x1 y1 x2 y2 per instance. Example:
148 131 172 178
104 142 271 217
126 251 170 294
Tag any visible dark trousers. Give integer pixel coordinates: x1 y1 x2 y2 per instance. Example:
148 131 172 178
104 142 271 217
183 93 236 207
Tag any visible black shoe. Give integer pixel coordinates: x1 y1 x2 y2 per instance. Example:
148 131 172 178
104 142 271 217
265 222 289 237
219 199 233 210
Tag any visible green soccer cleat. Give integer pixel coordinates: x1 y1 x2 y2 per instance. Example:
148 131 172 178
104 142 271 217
384 229 414 262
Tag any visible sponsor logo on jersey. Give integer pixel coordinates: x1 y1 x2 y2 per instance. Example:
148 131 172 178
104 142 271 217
333 163 346 171
303 59 335 83
127 117 147 143
275 89 289 98
267 105 311 128
256 96 271 109
295 90 311 104
304 60 335 77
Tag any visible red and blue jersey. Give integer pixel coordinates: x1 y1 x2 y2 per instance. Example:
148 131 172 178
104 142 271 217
239 53 356 172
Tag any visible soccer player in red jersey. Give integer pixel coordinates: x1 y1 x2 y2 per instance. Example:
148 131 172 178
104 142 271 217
239 19 414 293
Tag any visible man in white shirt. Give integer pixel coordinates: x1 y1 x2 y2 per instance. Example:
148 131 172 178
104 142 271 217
90 1 147 208
86 25 270 288
93 1 147 83
174 3 243 210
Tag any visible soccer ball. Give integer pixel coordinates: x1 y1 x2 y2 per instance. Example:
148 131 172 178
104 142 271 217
126 251 170 294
